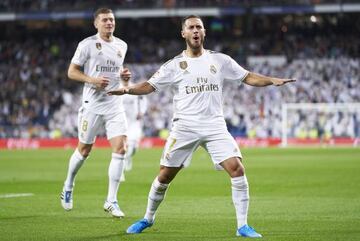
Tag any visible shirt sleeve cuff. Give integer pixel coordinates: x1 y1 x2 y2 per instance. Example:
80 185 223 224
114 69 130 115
147 80 159 92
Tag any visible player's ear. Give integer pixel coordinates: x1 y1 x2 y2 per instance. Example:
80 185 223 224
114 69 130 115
181 30 185 39
94 18 98 29
203 28 206 36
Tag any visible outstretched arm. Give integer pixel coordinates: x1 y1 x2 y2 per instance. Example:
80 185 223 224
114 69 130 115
244 72 295 87
108 81 155 96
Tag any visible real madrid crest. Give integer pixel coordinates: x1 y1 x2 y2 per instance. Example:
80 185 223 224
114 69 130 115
96 42 102 50
210 65 217 74
179 61 188 70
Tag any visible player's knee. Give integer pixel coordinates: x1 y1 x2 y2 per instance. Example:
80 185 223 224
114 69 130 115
157 171 176 184
229 164 245 178
77 146 91 158
158 166 180 184
113 145 126 155
157 174 172 184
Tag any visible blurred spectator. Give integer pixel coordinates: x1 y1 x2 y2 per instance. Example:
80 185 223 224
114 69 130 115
2 0 359 12
0 13 359 138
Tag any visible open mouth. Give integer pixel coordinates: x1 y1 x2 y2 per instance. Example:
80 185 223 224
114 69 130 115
193 36 200 41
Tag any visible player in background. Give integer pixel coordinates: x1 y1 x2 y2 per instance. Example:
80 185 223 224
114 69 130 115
120 78 148 181
109 15 295 237
60 8 131 218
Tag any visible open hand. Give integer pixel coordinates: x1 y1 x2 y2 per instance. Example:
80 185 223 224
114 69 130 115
272 78 296 86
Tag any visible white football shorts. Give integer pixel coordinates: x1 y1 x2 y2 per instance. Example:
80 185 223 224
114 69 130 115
160 127 242 170
78 107 128 144
126 120 142 143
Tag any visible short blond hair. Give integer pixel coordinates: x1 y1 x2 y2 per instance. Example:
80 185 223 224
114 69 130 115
93 8 113 20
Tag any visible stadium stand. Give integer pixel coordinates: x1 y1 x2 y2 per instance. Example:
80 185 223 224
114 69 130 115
3 0 360 12
1 5 359 139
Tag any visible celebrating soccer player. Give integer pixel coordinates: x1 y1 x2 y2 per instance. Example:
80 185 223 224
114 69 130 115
61 8 131 218
109 15 295 237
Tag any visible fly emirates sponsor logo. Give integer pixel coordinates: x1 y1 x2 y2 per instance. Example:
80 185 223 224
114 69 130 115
96 59 120 73
185 77 219 94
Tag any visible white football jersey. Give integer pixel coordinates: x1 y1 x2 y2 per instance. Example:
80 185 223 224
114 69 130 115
148 50 248 131
123 93 147 124
71 33 127 114
123 92 147 141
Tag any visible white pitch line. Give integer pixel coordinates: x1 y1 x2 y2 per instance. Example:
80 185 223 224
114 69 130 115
0 193 34 199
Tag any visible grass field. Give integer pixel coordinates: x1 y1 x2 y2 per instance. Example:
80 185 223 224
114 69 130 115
0 147 360 241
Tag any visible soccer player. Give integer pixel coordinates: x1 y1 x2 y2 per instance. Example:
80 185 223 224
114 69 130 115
60 8 131 218
121 77 148 181
109 15 295 237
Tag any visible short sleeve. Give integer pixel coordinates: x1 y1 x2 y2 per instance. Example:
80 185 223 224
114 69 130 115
147 61 175 91
222 55 249 83
121 40 128 58
71 42 89 66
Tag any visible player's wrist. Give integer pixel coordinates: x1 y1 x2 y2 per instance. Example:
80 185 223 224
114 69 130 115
269 78 277 85
86 76 95 84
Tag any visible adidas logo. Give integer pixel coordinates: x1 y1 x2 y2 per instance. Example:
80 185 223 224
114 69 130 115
98 51 103 55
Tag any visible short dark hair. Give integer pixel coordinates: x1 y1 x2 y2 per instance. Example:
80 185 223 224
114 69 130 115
94 8 113 20
181 15 203 28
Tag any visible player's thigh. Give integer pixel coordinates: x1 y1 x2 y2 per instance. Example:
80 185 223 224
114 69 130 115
78 107 103 144
104 112 128 140
202 131 242 170
160 130 200 168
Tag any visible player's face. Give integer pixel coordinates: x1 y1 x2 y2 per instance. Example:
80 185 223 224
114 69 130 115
181 18 206 49
94 13 115 36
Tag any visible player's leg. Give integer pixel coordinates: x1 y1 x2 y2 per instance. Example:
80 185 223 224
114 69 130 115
63 143 92 191
126 165 182 234
127 130 199 234
61 143 92 210
143 132 199 223
104 112 128 217
125 139 138 171
120 138 137 182
61 107 100 211
104 135 127 217
125 122 142 171
144 165 181 220
204 133 262 238
221 157 261 238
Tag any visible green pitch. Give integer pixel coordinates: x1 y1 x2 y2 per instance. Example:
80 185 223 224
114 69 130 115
0 147 359 241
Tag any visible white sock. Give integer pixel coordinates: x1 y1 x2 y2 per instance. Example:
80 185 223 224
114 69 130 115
125 144 135 171
144 177 169 222
231 175 249 228
64 149 86 191
106 153 125 202
127 144 135 157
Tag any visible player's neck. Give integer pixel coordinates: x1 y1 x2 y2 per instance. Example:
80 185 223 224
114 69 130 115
184 47 204 58
99 33 113 42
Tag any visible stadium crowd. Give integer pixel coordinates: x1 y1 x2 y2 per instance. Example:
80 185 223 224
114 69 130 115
1 0 356 12
1 14 359 139
48 58 360 139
